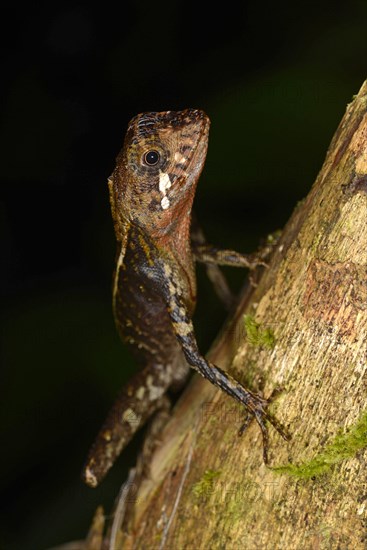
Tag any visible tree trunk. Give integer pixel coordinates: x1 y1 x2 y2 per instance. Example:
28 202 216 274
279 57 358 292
64 81 367 550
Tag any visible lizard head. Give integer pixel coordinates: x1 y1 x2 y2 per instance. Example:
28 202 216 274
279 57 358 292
109 109 210 240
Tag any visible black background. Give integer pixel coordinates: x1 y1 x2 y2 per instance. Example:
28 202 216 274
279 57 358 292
1 1 366 548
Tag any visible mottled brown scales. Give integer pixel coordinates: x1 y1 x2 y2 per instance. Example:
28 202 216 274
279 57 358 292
82 108 288 488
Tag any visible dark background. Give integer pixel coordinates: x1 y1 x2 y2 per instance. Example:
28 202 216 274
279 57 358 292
1 1 365 548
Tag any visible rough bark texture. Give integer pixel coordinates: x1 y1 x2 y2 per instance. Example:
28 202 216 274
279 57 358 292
61 81 367 550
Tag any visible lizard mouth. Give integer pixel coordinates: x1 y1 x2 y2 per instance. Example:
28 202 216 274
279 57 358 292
181 109 210 165
169 108 210 159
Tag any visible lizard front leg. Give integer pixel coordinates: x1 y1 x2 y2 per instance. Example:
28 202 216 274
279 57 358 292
160 262 289 462
192 243 268 269
82 362 177 488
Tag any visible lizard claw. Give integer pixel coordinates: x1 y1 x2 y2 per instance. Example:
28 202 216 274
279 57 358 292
237 390 291 464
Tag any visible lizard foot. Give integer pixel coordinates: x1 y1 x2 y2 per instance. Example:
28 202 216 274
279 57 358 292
238 390 290 464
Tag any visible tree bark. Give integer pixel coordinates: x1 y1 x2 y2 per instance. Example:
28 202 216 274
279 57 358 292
64 81 367 550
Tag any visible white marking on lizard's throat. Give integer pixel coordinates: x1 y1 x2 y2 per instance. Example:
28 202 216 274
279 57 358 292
161 196 170 210
159 171 172 210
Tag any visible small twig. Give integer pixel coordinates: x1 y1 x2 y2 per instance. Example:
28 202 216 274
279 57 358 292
106 468 137 550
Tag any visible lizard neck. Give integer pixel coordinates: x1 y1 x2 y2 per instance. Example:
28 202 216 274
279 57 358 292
151 193 194 268
153 201 197 311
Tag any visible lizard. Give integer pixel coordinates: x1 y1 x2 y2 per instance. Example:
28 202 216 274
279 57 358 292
82 108 288 488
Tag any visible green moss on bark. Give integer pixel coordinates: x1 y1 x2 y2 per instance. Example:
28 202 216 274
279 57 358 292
243 314 276 349
273 410 367 479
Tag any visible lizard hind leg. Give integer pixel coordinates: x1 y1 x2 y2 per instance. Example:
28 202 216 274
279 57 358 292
82 362 179 488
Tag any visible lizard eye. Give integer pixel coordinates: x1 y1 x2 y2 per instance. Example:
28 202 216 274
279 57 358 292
143 150 160 166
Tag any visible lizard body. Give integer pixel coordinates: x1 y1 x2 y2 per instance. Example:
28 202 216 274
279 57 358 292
82 109 287 488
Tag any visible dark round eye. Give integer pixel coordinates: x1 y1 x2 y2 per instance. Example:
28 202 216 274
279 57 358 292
143 150 160 166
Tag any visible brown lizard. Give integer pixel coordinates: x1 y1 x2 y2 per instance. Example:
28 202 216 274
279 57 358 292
82 109 288 488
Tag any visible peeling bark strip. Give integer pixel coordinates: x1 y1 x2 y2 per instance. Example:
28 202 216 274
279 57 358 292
74 82 367 550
